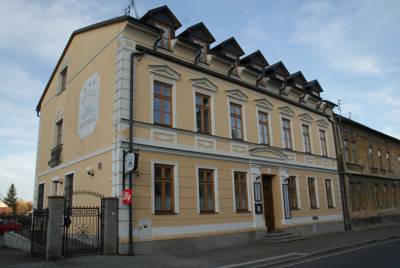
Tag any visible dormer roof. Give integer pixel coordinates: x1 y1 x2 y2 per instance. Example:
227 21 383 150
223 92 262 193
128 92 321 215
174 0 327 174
306 79 324 97
240 50 269 73
210 37 245 61
264 61 290 82
140 5 182 29
287 71 308 89
178 22 215 44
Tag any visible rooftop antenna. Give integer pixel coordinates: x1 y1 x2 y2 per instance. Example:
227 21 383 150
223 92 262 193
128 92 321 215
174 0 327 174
348 112 352 120
125 0 139 18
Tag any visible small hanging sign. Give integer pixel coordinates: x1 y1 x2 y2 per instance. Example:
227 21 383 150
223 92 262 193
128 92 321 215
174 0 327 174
122 189 133 205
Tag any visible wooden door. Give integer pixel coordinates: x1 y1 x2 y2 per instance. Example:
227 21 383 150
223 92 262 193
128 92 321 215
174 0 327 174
263 175 275 232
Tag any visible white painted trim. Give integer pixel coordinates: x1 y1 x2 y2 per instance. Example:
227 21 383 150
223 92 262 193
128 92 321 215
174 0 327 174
150 73 177 128
36 145 113 177
50 177 60 196
231 169 251 212
280 115 295 150
192 87 216 135
284 213 343 225
150 160 179 214
152 221 254 237
195 166 219 213
300 122 313 154
255 107 274 146
64 170 75 177
227 98 247 141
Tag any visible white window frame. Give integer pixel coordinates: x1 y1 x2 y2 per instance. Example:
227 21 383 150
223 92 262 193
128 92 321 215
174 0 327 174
301 123 313 154
318 127 329 157
192 88 216 135
280 115 295 150
256 106 273 146
231 169 252 212
150 74 177 128
227 98 247 141
195 166 219 213
150 160 179 214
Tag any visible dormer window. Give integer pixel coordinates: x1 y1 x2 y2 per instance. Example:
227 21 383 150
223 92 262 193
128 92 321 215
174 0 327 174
193 38 208 63
295 83 303 89
275 74 285 81
156 22 172 49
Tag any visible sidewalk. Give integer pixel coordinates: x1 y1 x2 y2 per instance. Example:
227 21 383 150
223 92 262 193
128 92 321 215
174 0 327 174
2 225 400 268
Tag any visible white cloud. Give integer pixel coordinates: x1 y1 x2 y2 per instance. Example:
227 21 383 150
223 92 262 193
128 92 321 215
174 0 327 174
292 1 383 76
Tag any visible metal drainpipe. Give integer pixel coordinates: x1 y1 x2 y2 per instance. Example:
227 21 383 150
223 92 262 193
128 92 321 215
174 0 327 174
330 115 352 230
128 51 143 255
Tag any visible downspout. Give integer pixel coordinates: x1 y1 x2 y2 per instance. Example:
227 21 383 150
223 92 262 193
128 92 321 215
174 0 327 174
153 34 162 49
330 114 352 231
127 51 144 255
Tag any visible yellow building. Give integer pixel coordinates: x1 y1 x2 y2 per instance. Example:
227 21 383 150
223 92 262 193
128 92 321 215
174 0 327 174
34 6 343 252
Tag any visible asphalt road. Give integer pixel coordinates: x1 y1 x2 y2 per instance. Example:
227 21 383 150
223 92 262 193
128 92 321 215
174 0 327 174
281 239 400 268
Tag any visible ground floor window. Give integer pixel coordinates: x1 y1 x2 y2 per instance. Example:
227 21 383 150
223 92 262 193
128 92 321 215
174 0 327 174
308 177 318 209
325 179 334 208
198 168 215 213
154 164 174 213
288 176 298 209
234 171 248 212
37 183 45 210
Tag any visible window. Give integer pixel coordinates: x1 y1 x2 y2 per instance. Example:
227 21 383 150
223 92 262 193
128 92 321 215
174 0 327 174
195 93 211 134
59 66 68 92
230 103 243 140
378 150 383 169
193 38 208 63
302 124 312 153
319 129 328 157
325 179 334 208
369 146 374 166
282 118 292 149
156 22 171 49
258 111 270 145
56 119 63 146
356 183 363 208
351 142 357 163
153 81 172 127
37 184 45 210
387 152 391 171
392 185 397 207
373 184 379 208
383 184 388 208
343 140 350 162
198 169 215 213
288 176 298 209
308 177 318 209
51 180 59 196
154 164 174 213
234 172 248 212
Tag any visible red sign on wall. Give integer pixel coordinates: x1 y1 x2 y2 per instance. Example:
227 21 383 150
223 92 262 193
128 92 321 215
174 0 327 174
122 189 132 205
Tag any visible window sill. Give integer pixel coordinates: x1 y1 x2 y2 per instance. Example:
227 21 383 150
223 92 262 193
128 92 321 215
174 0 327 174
155 211 177 215
154 123 173 128
291 207 300 211
328 206 335 209
200 211 217 214
310 207 319 210
235 210 251 213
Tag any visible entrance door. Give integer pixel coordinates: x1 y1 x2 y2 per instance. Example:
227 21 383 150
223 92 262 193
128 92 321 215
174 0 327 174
262 175 275 232
64 174 74 209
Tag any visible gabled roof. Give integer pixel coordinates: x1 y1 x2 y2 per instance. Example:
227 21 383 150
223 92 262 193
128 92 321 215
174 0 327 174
264 61 290 81
0 201 8 208
287 71 308 89
210 37 245 60
240 50 269 72
177 22 215 44
36 15 161 113
306 79 324 94
140 5 182 29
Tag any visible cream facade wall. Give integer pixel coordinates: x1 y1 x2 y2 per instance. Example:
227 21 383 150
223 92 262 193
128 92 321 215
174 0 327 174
34 22 127 207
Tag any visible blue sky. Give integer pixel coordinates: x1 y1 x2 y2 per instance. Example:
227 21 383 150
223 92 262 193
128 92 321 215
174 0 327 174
1 0 399 200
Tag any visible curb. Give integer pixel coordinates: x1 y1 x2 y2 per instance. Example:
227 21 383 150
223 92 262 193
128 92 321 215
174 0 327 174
262 235 400 268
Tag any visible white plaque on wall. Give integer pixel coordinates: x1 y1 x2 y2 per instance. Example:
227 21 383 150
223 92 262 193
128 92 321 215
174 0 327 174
78 73 100 139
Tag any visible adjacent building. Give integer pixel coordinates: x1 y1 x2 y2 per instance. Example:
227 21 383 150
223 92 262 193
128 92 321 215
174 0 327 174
335 115 400 228
34 5 343 253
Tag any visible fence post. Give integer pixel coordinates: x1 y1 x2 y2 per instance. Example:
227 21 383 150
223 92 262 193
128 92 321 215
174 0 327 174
101 197 119 255
46 196 64 260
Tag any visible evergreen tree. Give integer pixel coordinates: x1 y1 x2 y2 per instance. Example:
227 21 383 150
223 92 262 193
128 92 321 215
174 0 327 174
4 184 18 214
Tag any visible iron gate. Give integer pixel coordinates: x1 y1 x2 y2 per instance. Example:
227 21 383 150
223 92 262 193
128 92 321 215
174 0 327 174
63 207 102 256
30 209 48 258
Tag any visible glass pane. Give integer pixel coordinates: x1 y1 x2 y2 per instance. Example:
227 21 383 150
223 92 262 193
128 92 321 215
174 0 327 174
165 181 172 210
154 97 161 110
154 110 161 124
164 167 172 179
154 83 161 95
207 185 214 210
155 181 162 211
155 166 162 178
203 96 209 106
163 100 170 112
164 113 171 125
163 87 171 97
199 185 205 210
196 95 202 105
